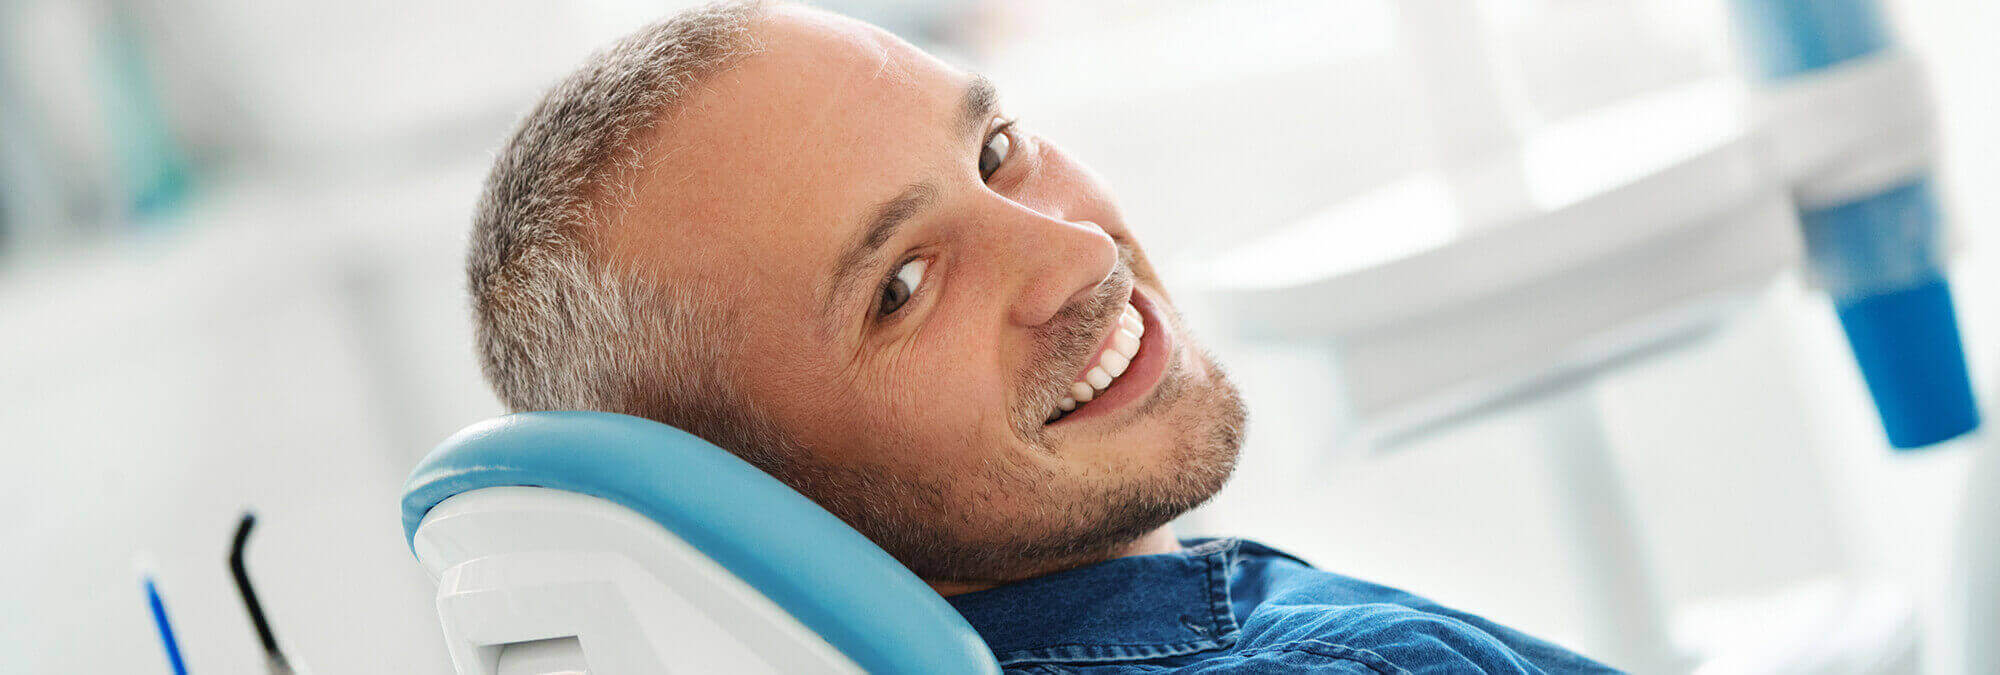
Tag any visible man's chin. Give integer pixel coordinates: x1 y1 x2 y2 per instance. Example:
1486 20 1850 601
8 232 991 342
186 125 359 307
958 347 1246 583
818 339 1247 586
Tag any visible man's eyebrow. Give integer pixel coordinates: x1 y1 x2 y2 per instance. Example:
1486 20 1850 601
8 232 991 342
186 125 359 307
960 75 999 137
821 77 1001 324
824 181 937 320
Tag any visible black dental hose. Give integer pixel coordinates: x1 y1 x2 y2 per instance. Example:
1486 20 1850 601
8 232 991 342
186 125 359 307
230 512 296 675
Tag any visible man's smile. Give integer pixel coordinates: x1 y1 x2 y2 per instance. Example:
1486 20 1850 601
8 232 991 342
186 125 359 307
1046 287 1174 427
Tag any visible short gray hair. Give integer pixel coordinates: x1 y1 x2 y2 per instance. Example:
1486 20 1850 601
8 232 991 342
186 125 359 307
467 1 794 465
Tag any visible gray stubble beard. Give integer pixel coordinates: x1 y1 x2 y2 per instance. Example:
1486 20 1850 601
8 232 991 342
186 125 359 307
863 311 1247 584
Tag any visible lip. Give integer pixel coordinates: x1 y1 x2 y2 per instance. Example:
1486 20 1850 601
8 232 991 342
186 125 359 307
1047 287 1173 427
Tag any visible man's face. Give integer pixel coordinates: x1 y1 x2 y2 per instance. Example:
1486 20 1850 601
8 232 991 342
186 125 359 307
604 6 1244 582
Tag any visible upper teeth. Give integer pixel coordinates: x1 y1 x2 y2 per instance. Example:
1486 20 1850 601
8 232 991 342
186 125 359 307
1050 302 1145 421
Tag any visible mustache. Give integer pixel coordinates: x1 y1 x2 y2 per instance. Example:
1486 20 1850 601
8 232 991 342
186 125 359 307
1011 261 1136 442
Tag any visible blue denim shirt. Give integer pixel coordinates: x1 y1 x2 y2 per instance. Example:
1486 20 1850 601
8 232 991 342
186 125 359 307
945 539 1621 673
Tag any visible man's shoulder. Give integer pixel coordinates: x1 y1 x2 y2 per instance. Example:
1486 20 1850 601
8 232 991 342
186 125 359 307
1220 544 1622 674
1219 600 1520 671
1021 605 1595 675
979 539 1620 674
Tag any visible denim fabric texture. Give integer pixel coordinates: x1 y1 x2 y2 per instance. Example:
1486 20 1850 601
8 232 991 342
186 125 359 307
945 539 1623 674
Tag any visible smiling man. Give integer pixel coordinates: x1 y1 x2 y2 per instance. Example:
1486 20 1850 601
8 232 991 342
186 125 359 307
468 1 1618 672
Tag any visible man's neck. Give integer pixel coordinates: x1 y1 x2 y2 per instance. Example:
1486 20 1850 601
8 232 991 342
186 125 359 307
927 525 1183 597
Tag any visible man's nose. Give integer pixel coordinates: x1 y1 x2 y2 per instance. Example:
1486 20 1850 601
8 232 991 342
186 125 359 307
986 204 1119 327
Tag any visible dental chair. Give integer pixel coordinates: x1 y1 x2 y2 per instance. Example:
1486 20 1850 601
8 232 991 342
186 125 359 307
400 411 1001 674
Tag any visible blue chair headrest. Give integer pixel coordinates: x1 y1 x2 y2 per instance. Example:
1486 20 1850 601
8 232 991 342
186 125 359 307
401 411 997 674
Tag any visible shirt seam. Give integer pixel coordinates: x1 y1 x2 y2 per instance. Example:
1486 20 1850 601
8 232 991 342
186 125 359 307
1201 539 1241 640
993 637 1233 667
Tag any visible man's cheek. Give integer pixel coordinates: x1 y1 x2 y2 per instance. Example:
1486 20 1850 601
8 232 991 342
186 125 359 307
922 364 1013 436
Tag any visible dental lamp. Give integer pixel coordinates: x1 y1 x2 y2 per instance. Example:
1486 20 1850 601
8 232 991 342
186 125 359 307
1730 0 1980 449
1189 0 1982 669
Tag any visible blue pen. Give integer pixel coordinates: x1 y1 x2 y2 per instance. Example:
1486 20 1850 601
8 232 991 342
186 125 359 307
142 572 190 675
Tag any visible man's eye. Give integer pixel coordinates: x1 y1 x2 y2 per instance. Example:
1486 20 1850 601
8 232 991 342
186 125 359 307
979 123 1013 182
878 258 926 316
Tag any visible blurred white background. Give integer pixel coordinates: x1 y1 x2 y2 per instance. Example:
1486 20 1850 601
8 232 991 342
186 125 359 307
2 0 1993 672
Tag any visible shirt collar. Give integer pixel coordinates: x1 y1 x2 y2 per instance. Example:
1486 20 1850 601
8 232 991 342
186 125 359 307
944 538 1243 667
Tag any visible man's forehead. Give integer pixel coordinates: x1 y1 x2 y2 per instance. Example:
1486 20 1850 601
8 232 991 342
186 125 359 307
611 6 965 294
764 5 897 71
